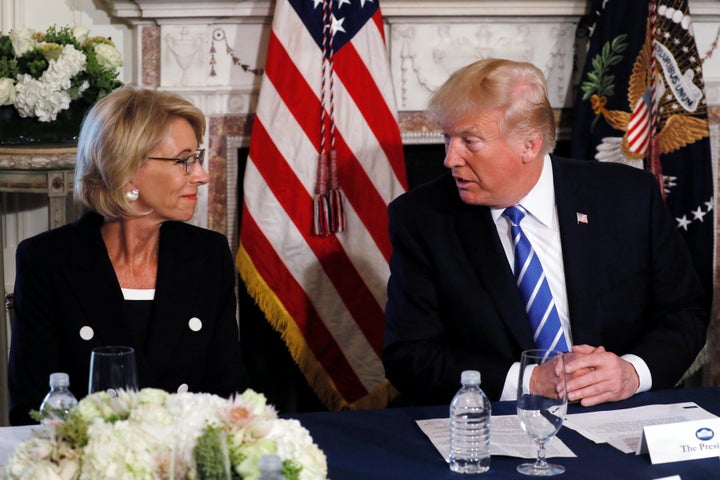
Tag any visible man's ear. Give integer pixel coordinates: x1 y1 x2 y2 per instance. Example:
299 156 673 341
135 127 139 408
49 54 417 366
521 133 543 163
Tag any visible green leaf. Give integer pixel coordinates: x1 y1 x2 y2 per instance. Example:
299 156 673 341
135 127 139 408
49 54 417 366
611 34 629 51
587 71 600 83
606 56 623 67
581 33 629 106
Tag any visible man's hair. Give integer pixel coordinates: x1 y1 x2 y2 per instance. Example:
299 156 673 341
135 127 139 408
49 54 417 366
427 58 556 155
74 87 206 218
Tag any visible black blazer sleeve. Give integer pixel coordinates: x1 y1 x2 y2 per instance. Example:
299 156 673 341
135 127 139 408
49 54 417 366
9 224 72 425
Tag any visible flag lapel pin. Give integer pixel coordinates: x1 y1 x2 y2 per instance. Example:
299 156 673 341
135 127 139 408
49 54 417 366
576 212 589 224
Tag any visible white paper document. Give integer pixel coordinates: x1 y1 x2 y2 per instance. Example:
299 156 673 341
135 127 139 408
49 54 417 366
563 402 717 454
416 415 576 461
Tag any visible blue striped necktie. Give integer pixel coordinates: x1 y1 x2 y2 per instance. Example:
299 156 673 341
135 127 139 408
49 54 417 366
503 205 569 352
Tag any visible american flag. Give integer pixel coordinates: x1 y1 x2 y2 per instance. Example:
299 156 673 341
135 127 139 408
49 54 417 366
626 90 652 156
237 0 408 410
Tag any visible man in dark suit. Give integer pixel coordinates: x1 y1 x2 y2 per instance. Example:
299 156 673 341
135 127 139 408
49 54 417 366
383 58 708 407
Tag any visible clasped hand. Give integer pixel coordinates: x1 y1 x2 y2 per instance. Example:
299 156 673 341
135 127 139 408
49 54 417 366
564 345 640 406
529 345 640 406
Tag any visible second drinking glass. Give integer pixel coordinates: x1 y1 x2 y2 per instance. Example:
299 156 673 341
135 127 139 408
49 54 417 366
516 348 567 476
88 346 138 396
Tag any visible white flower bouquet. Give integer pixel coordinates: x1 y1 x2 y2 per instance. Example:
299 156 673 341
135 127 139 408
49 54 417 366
0 24 123 122
1 389 328 480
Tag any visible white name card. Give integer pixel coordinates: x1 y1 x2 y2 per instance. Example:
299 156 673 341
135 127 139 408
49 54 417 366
636 418 720 464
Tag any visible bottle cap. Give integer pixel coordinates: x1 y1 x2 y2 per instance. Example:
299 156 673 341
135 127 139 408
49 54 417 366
49 372 70 388
259 453 282 472
460 370 481 385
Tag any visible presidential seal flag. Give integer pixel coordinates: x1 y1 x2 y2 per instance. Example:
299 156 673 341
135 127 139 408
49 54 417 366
237 0 407 410
571 0 714 312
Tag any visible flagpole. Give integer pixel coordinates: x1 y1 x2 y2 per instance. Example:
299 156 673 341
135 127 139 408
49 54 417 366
647 0 664 198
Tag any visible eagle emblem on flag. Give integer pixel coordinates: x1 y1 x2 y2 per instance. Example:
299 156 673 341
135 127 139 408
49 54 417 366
581 3 709 171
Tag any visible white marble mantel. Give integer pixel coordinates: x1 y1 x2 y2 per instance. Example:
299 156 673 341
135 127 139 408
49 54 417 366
101 0 720 19
105 0 591 21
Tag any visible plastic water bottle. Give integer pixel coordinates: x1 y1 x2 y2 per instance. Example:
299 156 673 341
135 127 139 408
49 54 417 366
258 454 284 480
39 372 78 424
449 369 491 474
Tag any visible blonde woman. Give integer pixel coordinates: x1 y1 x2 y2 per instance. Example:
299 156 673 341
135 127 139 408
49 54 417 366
9 87 248 425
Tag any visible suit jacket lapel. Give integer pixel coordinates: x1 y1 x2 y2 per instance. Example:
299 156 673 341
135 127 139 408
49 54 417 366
453 202 536 350
551 156 599 345
141 222 198 383
65 213 126 343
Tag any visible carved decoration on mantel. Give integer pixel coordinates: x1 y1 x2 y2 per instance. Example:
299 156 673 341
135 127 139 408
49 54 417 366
210 28 264 77
391 21 576 111
164 26 206 87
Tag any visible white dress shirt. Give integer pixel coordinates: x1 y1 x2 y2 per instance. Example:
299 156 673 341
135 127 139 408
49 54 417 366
491 155 651 400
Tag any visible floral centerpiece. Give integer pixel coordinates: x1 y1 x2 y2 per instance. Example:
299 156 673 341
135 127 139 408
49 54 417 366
1 389 327 480
0 24 123 145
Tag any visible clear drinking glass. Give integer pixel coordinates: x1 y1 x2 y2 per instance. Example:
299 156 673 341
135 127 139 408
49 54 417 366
516 349 567 476
88 346 139 396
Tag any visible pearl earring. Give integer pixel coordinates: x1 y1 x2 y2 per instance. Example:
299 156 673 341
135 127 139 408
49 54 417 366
126 188 139 202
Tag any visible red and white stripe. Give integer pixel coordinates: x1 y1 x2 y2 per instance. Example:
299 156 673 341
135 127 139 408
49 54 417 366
627 94 651 155
238 0 407 409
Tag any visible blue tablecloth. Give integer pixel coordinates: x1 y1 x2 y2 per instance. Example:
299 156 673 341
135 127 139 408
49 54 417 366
290 387 720 479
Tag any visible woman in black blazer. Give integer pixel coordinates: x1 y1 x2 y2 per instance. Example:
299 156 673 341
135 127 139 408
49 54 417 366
8 87 249 425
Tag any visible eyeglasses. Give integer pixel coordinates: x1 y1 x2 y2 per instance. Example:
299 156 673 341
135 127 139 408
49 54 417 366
147 148 205 175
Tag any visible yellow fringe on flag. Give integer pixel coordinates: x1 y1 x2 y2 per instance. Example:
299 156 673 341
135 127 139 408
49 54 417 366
236 245 397 411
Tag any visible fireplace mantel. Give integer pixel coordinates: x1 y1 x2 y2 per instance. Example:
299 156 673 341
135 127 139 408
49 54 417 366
105 0 592 22
103 0 720 20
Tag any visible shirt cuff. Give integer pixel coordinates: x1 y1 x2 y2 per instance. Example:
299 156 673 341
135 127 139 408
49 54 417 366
621 353 652 393
500 362 536 401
